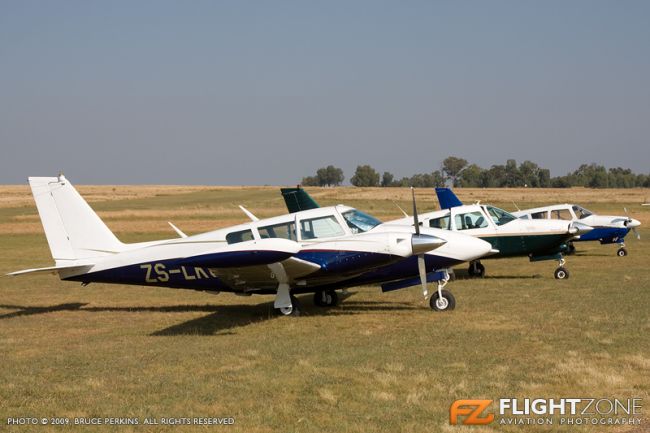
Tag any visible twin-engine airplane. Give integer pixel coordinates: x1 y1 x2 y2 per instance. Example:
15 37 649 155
9 176 493 315
512 204 641 257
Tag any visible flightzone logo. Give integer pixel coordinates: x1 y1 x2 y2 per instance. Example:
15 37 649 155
450 398 643 427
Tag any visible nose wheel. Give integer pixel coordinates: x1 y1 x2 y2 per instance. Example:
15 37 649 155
429 270 455 311
430 289 455 311
616 242 628 257
554 257 569 280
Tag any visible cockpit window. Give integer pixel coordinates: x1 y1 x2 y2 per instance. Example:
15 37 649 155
429 215 451 229
300 215 345 240
485 206 516 226
572 205 592 219
226 229 254 244
454 211 489 230
342 209 382 234
258 222 296 240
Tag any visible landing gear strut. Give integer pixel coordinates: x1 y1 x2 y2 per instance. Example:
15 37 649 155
617 242 628 257
467 260 485 278
314 290 338 307
554 257 570 280
429 270 455 311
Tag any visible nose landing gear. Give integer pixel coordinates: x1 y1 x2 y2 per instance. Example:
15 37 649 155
554 257 570 280
429 270 455 311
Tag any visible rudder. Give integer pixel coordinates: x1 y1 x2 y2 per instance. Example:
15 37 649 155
29 175 124 262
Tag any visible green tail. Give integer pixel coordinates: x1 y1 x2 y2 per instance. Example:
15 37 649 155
281 187 320 213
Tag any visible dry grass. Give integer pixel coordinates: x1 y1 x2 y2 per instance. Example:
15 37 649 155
0 186 648 433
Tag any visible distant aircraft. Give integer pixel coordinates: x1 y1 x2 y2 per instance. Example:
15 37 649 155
280 187 591 280
9 176 493 315
512 204 641 256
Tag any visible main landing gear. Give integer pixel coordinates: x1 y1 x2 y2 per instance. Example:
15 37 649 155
467 260 485 278
429 270 455 312
554 257 570 280
313 290 339 307
277 294 302 316
616 242 628 257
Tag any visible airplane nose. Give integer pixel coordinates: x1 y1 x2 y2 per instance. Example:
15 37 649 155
629 219 641 228
411 234 446 255
569 222 593 234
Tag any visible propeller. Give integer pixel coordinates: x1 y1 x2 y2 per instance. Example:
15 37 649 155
624 207 641 240
412 188 428 298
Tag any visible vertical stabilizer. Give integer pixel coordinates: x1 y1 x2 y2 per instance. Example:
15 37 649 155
28 175 124 261
280 187 320 213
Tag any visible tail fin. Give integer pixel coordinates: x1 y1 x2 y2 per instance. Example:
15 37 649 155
280 187 320 213
28 175 124 262
435 187 464 209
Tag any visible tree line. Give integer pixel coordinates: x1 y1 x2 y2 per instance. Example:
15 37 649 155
301 157 650 188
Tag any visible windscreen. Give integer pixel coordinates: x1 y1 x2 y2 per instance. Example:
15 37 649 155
342 209 382 233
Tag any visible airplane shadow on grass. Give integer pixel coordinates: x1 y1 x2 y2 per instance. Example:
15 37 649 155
0 292 419 336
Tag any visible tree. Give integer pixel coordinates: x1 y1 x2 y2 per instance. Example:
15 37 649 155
518 160 540 187
302 165 344 187
316 165 344 186
351 165 380 187
504 159 523 187
301 175 319 186
458 164 483 187
537 168 551 187
381 171 394 187
442 156 468 186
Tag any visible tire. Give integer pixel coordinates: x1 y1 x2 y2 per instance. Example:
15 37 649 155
278 295 301 316
429 289 456 311
554 267 569 280
617 248 628 257
313 290 338 307
467 261 485 278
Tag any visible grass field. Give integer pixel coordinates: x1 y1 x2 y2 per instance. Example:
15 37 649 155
1 186 649 432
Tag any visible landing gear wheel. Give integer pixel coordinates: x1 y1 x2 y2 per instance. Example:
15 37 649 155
468 261 485 278
554 267 569 280
429 289 456 311
617 247 628 257
313 290 338 307
278 295 302 316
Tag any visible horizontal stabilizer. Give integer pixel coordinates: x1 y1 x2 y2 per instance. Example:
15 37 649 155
435 187 463 209
7 264 93 277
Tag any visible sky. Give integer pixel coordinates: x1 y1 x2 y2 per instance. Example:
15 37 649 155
1 1 649 185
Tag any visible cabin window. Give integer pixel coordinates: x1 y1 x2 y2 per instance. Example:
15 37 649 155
258 222 296 240
550 209 572 220
572 205 592 219
300 215 345 240
485 206 517 226
429 215 451 229
225 229 254 244
454 211 488 230
531 211 547 219
342 209 382 233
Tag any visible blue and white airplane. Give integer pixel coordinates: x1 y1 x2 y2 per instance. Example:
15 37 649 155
9 176 493 315
512 204 641 256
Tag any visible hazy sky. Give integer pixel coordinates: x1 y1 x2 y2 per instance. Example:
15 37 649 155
1 1 649 184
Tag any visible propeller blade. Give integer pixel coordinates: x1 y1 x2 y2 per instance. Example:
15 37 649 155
418 254 428 298
411 187 420 235
633 227 641 240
